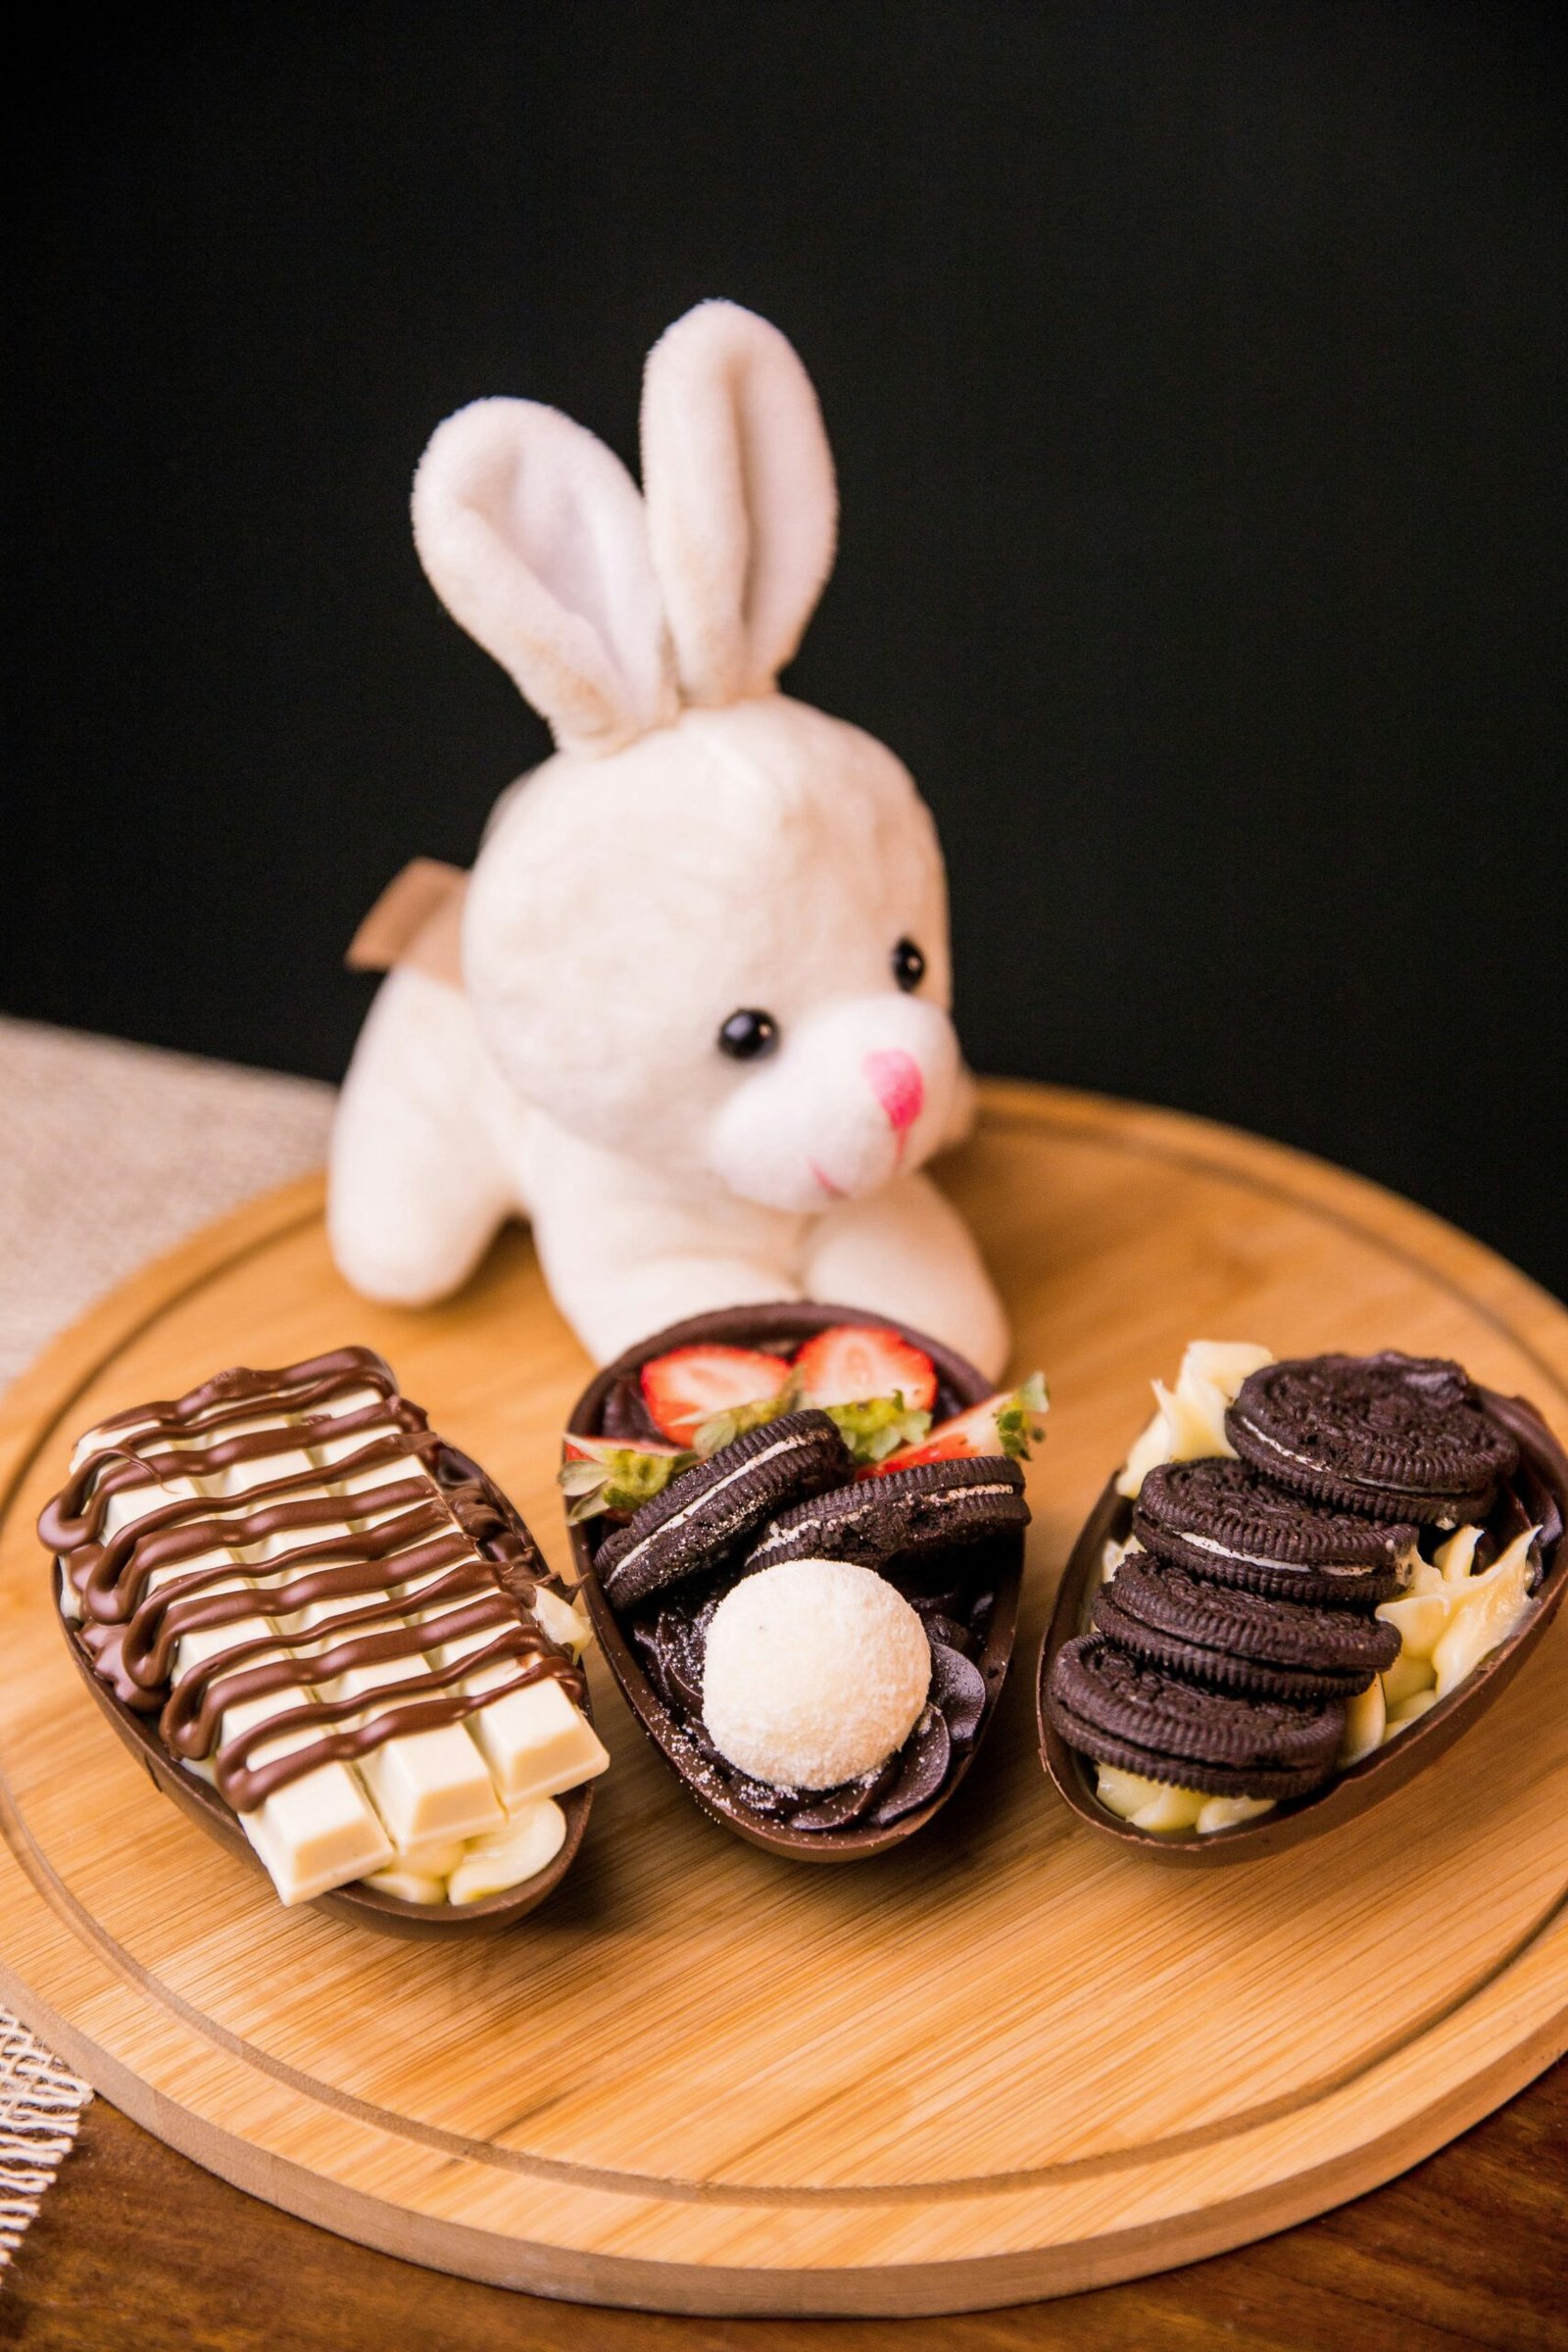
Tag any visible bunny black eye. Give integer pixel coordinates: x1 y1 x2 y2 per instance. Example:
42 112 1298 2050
717 1008 779 1061
892 938 926 993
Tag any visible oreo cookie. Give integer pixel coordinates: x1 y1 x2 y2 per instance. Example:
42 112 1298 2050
1134 1456 1412 1606
1091 1580 1388 1703
596 1412 852 1606
1106 1551 1399 1686
1226 1352 1518 1527
746 1455 1028 1575
1046 1634 1345 1799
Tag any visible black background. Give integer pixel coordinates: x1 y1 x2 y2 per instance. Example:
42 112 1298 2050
7 3 1565 1296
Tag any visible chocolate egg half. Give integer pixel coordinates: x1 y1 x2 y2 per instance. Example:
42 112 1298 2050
567 1301 1027 1861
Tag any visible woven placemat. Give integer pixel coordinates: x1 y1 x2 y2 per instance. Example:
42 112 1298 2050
0 1015 333 2267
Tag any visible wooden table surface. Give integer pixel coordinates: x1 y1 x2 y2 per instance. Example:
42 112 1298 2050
4 2064 1565 2350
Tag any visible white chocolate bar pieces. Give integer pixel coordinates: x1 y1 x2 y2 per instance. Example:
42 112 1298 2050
66 1371 607 1906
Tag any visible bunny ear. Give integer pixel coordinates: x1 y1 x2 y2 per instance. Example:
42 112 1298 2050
411 397 677 757
640 302 838 706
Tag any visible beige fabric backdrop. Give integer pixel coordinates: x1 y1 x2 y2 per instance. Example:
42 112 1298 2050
0 1017 333 2266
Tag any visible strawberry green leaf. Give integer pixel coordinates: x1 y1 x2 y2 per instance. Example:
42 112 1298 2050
558 1440 696 1521
994 1371 1051 1460
691 1389 801 1457
822 1394 934 1464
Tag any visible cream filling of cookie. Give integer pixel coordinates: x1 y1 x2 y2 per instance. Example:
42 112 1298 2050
1178 1530 1393 1582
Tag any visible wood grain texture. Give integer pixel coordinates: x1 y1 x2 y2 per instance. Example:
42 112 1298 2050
1 1082 1567 2319
5 2073 1566 2351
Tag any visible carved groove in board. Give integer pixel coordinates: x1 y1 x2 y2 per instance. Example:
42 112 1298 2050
5 1645 1568 2204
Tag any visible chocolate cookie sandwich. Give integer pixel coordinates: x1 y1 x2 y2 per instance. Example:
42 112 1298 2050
1039 1339 1568 1860
1226 1353 1518 1528
1132 1457 1412 1608
41 1347 609 1933
746 1454 1029 1574
1091 1557 1399 1703
596 1412 854 1605
1049 1635 1346 1799
565 1304 1046 1857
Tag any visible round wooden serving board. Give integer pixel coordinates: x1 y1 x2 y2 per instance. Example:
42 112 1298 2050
2 1081 1567 2319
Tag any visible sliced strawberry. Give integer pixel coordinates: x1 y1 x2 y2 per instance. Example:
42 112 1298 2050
792 1324 938 1413
865 1373 1050 1475
639 1344 792 1446
558 1434 695 1522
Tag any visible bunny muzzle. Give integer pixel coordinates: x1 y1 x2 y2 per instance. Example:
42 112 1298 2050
708 993 960 1213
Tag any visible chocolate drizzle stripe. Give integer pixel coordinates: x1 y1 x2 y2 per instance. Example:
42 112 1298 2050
42 1350 414 1541
158 1577 516 1750
214 1649 568 1810
43 1346 581 1812
122 1520 472 1687
71 1398 409 1501
85 1348 401 1440
78 1473 442 1622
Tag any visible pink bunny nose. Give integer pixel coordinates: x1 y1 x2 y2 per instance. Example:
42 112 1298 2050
863 1049 924 1134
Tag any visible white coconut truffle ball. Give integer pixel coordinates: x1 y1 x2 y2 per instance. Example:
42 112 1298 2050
701 1557 931 1790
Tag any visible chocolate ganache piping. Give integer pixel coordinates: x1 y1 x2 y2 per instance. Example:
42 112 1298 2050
40 1348 583 1813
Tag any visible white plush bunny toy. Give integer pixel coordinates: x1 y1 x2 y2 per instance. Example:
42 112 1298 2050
329 300 1008 1378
